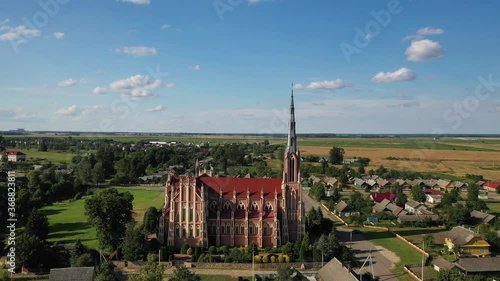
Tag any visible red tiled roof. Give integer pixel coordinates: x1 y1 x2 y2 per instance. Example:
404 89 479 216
198 175 283 199
424 189 443 195
0 150 25 156
370 192 397 203
484 181 500 189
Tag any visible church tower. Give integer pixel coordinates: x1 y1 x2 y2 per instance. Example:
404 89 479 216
281 85 304 244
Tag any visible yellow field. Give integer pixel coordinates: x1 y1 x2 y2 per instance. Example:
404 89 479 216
300 146 500 180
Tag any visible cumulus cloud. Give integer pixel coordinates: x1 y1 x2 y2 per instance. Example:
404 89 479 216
93 75 162 99
293 84 304 90
53 32 65 39
188 65 201 71
81 105 105 116
115 46 157 56
160 24 171 29
57 78 88 87
55 105 78 116
0 23 40 44
371 68 417 83
145 105 165 112
303 79 352 90
404 27 444 41
121 0 150 4
406 39 444 61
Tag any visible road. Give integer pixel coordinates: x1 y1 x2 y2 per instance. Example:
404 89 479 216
302 193 399 281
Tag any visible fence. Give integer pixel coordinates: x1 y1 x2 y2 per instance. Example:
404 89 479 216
191 262 323 270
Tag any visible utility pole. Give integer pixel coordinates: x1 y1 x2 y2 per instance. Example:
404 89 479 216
421 242 425 281
252 249 255 281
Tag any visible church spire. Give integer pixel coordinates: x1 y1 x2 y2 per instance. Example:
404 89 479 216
286 84 297 154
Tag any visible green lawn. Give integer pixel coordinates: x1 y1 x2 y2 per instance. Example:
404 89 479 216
487 202 500 215
358 229 424 281
42 187 164 249
24 149 77 164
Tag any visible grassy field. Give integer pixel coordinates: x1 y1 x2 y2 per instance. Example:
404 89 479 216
358 229 424 281
24 149 77 164
42 187 164 249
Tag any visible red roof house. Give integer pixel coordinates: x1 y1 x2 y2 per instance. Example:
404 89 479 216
370 192 397 203
0 150 26 162
484 181 500 192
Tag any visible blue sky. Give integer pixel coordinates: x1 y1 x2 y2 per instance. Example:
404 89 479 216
1 0 499 134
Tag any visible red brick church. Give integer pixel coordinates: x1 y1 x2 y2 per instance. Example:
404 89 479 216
159 90 304 248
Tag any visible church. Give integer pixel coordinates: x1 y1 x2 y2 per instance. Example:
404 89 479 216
158 90 305 248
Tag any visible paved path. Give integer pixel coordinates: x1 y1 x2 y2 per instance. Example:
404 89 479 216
302 193 398 281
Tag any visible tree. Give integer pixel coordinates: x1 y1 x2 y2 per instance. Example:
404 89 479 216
358 165 365 175
143 207 160 234
25 208 49 241
309 182 325 201
168 265 200 281
423 234 435 249
92 161 106 185
329 147 345 164
16 234 45 269
395 193 407 207
95 262 119 281
122 222 146 261
85 188 134 250
411 186 426 202
129 254 166 281
275 266 294 281
436 269 465 281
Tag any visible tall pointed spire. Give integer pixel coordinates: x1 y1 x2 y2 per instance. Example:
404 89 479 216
286 84 297 154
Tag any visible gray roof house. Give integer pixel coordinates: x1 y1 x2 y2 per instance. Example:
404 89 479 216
470 210 496 225
49 267 95 281
318 257 358 281
455 257 500 276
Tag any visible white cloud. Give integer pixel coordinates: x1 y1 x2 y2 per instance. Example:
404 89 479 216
371 67 417 83
406 39 444 62
121 0 150 4
57 78 88 87
55 105 78 116
188 65 201 71
53 32 65 39
145 105 165 112
0 24 40 44
166 82 176 88
115 46 157 56
304 79 352 90
293 84 304 89
404 27 444 41
81 105 105 116
160 24 171 29
94 75 162 99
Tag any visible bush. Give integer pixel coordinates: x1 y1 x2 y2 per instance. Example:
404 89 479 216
254 255 262 263
264 246 272 253
180 243 190 254
208 246 217 255
262 255 269 263
73 192 83 200
186 248 193 255
278 255 284 263
270 255 277 263
283 254 291 263
169 254 174 261
220 245 229 254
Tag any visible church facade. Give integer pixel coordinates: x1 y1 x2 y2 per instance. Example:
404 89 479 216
158 91 304 248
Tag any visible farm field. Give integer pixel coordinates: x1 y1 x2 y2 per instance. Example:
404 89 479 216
42 187 164 249
23 149 77 164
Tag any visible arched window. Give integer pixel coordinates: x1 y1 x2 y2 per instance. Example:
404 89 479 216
175 225 180 237
221 223 225 234
251 201 259 210
196 225 200 237
264 202 273 210
223 201 232 210
182 227 187 237
227 224 231 234
255 225 259 235
210 201 218 211
237 201 245 210
189 205 193 221
240 224 245 234
249 223 253 235
235 224 239 234
263 222 268 235
190 225 193 237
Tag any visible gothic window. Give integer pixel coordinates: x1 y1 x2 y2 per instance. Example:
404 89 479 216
227 224 231 234
264 202 273 210
210 201 218 211
263 223 268 235
182 227 187 237
240 224 245 234
175 225 180 237
235 224 239 234
255 225 259 235
190 225 193 237
221 223 225 234
237 201 245 210
223 201 232 210
251 201 259 210
196 226 200 237
249 223 253 235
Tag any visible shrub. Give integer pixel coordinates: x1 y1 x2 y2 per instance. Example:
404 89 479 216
278 255 284 263
270 255 277 263
186 248 193 255
220 245 229 254
254 255 262 263
169 254 174 261
208 246 217 255
180 243 190 254
73 192 83 200
262 255 269 263
283 254 291 263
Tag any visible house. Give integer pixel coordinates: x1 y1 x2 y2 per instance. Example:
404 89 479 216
386 203 406 216
432 257 457 272
455 181 468 191
404 200 422 214
397 214 439 224
376 178 390 190
395 179 412 190
365 179 378 189
334 201 359 218
308 175 322 185
318 257 358 281
436 179 456 191
423 179 438 188
484 181 500 192
0 150 26 162
49 267 95 281
425 189 443 204
354 179 368 189
470 210 496 225
445 226 490 257
370 192 396 203
455 257 500 277
476 181 485 188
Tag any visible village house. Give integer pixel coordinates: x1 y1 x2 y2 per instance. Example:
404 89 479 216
354 178 368 189
445 226 490 257
318 257 358 281
370 192 396 203
435 179 456 192
424 189 443 204
334 201 360 218
455 257 500 277
0 150 26 162
432 257 458 272
470 210 496 225
484 181 500 192
404 200 422 214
